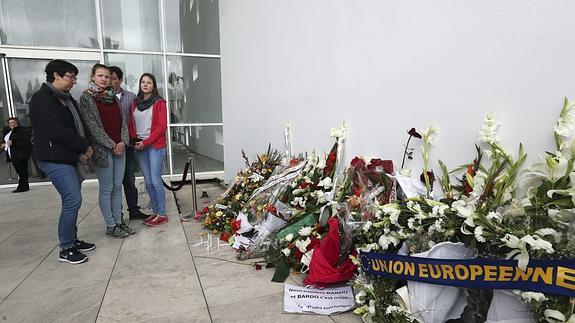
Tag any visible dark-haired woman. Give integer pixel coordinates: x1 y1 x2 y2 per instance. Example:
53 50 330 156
1 117 32 192
79 64 134 238
129 73 168 227
29 59 95 265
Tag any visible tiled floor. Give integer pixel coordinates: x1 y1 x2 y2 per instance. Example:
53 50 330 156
0 181 360 322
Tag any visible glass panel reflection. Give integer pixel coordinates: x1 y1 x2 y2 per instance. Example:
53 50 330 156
167 56 221 123
100 0 162 51
165 0 220 54
7 58 98 126
4 58 99 184
0 0 98 48
104 53 165 98
170 125 223 174
0 59 8 123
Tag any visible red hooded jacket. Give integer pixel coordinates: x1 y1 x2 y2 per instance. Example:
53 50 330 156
129 98 167 149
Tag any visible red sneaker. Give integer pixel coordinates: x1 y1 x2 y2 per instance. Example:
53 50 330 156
143 215 157 225
147 215 168 227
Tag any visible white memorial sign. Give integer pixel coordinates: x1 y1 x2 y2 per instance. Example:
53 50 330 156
283 284 356 315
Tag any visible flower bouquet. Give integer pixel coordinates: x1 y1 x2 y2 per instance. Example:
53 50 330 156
201 146 283 234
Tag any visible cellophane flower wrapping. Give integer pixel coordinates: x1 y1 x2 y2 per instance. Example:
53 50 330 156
202 147 283 233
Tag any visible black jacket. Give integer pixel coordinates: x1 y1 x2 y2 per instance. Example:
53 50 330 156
2 126 32 163
29 83 90 163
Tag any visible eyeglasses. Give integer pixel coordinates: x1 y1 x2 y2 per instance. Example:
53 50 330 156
63 74 78 81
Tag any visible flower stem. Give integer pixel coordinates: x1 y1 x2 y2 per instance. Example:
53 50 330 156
401 136 413 169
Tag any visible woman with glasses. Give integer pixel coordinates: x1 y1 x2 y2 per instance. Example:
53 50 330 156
78 64 135 239
129 73 168 227
1 117 32 193
29 59 95 264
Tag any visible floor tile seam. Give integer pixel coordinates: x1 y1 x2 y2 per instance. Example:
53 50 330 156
0 202 99 306
95 236 125 322
0 242 58 307
178 213 214 323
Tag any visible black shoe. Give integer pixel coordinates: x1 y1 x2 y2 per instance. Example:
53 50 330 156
129 209 149 220
58 248 88 264
75 239 96 252
12 188 29 193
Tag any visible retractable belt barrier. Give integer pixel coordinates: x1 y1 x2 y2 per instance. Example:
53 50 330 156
162 157 191 192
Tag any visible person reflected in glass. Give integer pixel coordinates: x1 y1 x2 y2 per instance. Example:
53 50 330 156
1 117 32 193
79 64 135 239
29 59 95 264
109 66 149 221
129 73 168 227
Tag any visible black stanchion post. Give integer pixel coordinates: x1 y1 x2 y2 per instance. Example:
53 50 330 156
180 154 198 220
190 154 197 216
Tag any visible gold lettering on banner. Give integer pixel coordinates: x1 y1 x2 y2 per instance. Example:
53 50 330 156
470 265 483 280
441 265 455 280
393 261 404 275
557 266 575 291
429 265 442 279
371 259 380 271
419 263 429 278
405 262 415 276
484 265 498 282
380 260 393 273
454 265 469 280
498 266 513 281
532 267 553 285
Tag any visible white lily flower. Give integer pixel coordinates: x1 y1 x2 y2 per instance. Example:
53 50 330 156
367 299 376 315
354 289 366 304
547 185 575 207
318 177 333 189
478 112 501 145
362 221 373 232
281 248 291 256
386 305 405 315
554 98 575 150
486 211 502 222
330 123 347 140
284 233 294 242
407 218 416 230
378 234 400 250
295 237 311 253
428 218 445 234
314 190 328 204
298 226 313 237
521 235 554 254
381 203 401 222
501 234 530 270
535 228 558 236
399 168 412 177
358 243 379 253
544 309 567 323
422 126 439 146
316 159 326 170
474 226 486 243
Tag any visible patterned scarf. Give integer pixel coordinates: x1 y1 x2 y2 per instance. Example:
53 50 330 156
86 82 116 104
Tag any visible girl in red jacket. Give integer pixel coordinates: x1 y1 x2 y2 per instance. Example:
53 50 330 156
129 73 168 227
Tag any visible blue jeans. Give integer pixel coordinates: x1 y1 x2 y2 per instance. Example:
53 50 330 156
95 151 126 228
37 160 83 250
137 147 166 215
122 147 140 214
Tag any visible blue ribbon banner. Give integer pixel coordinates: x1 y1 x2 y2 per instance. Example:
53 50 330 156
360 252 575 297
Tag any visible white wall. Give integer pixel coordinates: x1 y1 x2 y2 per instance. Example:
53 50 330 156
219 1 575 181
